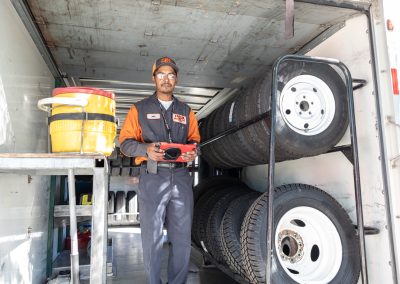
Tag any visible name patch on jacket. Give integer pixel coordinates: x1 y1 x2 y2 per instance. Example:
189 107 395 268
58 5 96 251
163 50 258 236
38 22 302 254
147 114 160 119
173 113 187 124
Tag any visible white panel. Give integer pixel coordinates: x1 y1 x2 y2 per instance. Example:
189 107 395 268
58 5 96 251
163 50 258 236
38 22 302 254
0 1 54 283
0 77 14 151
307 14 395 284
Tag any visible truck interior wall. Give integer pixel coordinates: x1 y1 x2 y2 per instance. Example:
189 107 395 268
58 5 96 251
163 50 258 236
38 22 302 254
372 1 400 282
241 14 395 284
0 1 54 283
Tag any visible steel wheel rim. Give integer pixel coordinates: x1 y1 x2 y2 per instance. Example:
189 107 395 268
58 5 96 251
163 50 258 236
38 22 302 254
279 75 336 136
274 206 343 283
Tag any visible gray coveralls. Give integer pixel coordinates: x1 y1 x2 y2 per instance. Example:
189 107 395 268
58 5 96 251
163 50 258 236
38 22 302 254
120 94 197 284
139 166 193 284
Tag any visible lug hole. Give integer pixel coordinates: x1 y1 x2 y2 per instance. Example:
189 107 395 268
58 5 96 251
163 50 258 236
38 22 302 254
311 245 320 262
291 87 296 92
313 87 317 92
286 109 291 115
321 109 324 114
304 123 309 129
290 219 306 227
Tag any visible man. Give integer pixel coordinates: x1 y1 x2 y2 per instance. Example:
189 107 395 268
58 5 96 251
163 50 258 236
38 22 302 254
119 57 200 284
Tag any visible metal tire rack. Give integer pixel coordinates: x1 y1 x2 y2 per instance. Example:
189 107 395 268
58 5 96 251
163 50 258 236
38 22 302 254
198 54 369 284
0 153 108 284
266 54 367 284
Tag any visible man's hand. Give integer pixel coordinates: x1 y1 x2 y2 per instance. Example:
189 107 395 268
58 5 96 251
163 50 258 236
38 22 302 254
146 143 165 161
181 149 197 163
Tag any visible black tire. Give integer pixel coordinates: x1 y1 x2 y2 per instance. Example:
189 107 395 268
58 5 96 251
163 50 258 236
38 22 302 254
192 185 245 249
241 184 360 284
205 189 251 263
115 191 126 223
108 191 115 214
275 61 348 159
220 192 260 278
108 191 115 225
193 176 243 204
126 191 138 222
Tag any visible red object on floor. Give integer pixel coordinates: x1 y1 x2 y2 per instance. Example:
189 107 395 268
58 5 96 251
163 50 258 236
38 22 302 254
65 231 91 250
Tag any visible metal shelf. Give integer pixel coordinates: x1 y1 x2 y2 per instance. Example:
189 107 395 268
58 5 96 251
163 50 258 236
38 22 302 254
0 153 108 284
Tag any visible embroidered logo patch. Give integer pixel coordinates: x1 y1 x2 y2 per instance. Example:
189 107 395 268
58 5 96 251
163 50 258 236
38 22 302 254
173 113 187 125
147 113 160 119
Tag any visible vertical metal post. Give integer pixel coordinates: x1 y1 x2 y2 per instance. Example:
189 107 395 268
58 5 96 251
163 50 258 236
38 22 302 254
68 169 80 284
265 55 282 284
337 62 369 283
90 161 108 283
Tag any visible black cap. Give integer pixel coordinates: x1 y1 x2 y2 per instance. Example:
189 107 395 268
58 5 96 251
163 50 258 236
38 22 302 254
152 57 179 75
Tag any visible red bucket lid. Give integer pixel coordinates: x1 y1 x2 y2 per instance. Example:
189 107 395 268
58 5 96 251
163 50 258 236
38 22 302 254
52 87 115 100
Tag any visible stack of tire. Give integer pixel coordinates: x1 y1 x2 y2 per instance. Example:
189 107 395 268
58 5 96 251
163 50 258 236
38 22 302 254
109 147 140 177
200 61 349 168
193 177 361 283
108 147 140 226
108 190 139 225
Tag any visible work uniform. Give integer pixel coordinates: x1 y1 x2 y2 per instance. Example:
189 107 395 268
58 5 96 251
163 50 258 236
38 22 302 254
119 93 200 284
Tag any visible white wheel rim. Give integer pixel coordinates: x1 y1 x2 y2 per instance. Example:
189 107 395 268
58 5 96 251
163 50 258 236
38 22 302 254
279 75 335 136
275 206 342 283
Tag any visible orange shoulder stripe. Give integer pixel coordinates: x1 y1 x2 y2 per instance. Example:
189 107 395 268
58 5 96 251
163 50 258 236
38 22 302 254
188 110 200 143
119 105 144 145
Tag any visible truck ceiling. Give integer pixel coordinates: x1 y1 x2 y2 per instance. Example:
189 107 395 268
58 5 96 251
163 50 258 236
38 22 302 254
15 0 368 120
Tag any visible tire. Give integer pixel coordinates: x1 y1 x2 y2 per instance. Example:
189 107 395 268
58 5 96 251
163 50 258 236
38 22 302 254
241 184 360 284
108 191 115 214
108 191 115 225
275 61 348 159
126 191 138 222
193 176 243 204
115 191 126 223
192 185 246 249
205 189 250 263
220 192 260 278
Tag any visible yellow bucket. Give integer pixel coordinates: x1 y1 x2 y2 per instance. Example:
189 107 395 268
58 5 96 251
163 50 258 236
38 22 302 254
47 87 116 156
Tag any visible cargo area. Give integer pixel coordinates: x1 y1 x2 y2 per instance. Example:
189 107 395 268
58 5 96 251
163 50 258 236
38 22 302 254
1 0 400 283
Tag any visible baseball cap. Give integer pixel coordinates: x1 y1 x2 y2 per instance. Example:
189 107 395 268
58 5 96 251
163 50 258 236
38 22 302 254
152 57 179 75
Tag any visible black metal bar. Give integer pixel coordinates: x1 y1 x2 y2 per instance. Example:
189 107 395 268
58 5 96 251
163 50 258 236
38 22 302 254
199 112 269 147
265 53 283 284
356 226 380 236
353 79 368 91
366 8 399 283
337 60 368 284
327 144 352 153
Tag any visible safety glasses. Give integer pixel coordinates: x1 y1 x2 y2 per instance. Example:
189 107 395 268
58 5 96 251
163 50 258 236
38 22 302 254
155 72 177 80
